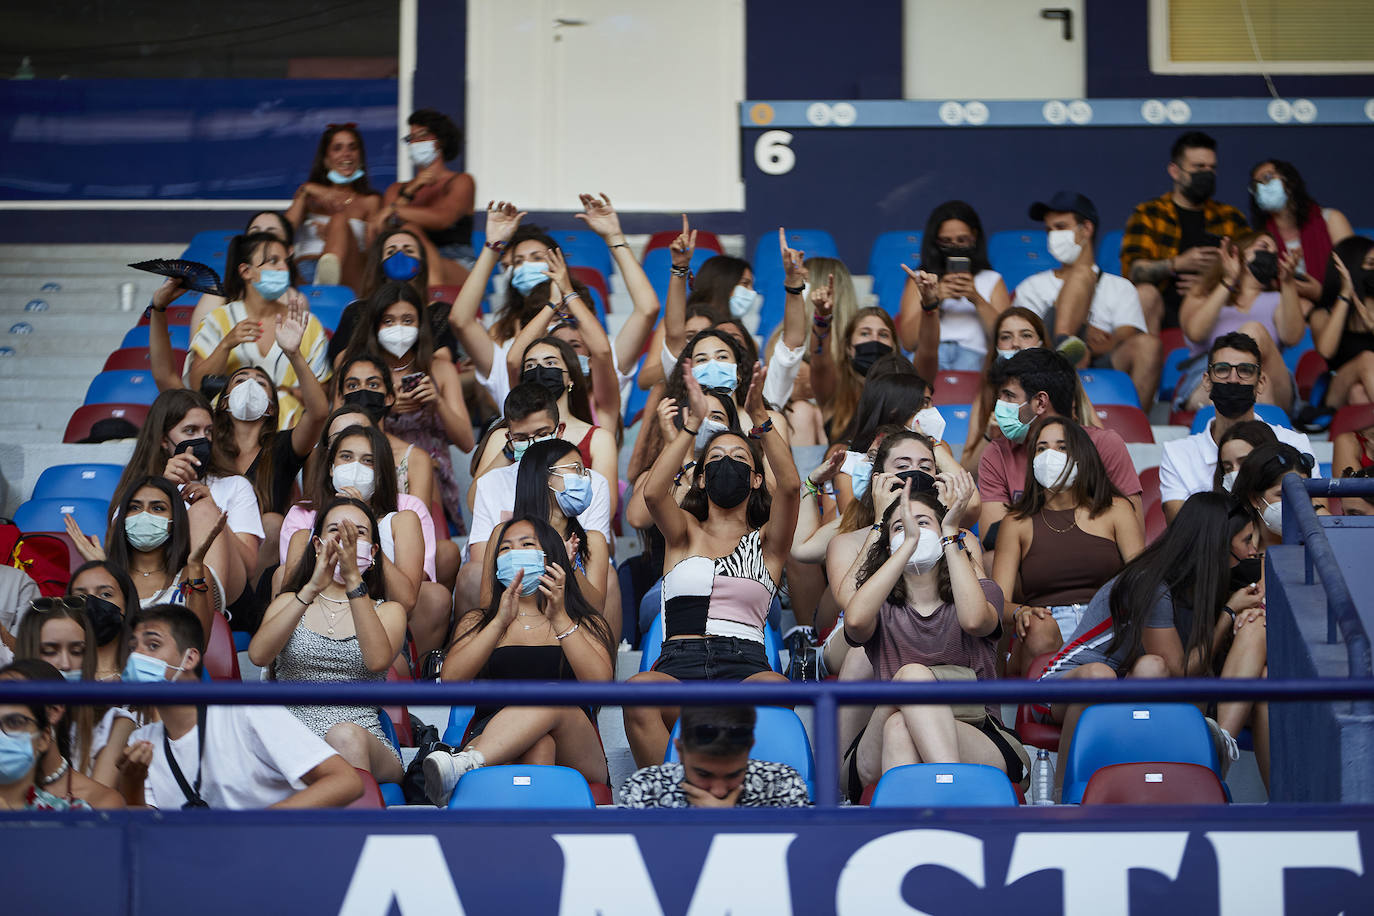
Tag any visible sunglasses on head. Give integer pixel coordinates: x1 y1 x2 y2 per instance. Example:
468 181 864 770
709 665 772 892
686 724 753 746
31 596 88 614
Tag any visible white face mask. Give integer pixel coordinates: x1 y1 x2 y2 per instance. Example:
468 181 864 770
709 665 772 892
226 381 270 422
909 406 946 442
377 325 419 359
889 526 943 575
1047 228 1083 266
407 139 438 167
1033 448 1078 490
1221 469 1238 493
1261 497 1282 534
695 417 728 453
332 461 376 500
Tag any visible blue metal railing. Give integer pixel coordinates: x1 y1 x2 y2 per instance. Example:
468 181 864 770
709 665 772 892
1280 475 1374 679
4 677 1374 808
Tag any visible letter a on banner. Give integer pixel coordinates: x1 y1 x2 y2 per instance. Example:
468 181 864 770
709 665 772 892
337 835 466 916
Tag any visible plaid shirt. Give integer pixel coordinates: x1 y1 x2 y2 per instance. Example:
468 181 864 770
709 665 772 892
1119 192 1248 284
618 760 811 808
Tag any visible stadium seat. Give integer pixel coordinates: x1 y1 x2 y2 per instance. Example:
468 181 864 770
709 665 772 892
122 325 189 350
622 357 651 427
429 284 462 305
1295 350 1329 402
12 497 108 538
347 768 386 808
179 229 238 267
665 706 815 798
441 704 477 748
1159 327 1186 355
987 230 1051 290
135 305 196 326
32 463 124 503
1060 703 1221 804
299 285 355 332
83 370 158 406
550 230 614 281
569 266 610 313
1096 229 1125 277
1190 403 1292 433
379 667 414 749
753 230 840 338
1077 369 1140 408
580 285 609 326
642 247 716 310
870 763 1019 807
1168 408 1197 428
103 347 187 373
938 404 973 455
63 403 148 443
1330 403 1374 440
867 230 924 313
1080 761 1227 805
1013 652 1062 752
1092 404 1154 443
1139 466 1161 512
637 602 783 673
204 613 241 681
1281 326 1315 375
1159 347 1191 400
931 371 981 406
1145 500 1167 544
447 765 595 809
643 229 723 257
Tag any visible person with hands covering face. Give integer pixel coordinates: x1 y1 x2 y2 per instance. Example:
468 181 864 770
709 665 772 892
1312 238 1374 412
425 517 615 805
251 500 408 783
1247 157 1352 305
622 362 800 768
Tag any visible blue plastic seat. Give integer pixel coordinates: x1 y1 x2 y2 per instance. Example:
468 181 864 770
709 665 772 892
1077 368 1141 408
12 497 109 537
299 285 356 333
1060 703 1221 804
665 706 815 799
32 463 125 503
638 600 783 673
179 229 239 267
447 764 595 809
550 230 614 281
1096 229 1125 276
870 763 1019 807
752 229 840 339
868 230 925 314
937 404 973 455
1159 347 1191 400
83 370 158 406
622 356 651 427
121 324 189 350
441 704 477 747
988 230 1051 289
1190 403 1292 433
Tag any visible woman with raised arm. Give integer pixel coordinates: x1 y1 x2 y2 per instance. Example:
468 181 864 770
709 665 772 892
622 363 800 767
1312 240 1374 412
182 211 296 347
285 123 382 289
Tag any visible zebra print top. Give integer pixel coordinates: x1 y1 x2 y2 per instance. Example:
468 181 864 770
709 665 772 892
660 529 776 643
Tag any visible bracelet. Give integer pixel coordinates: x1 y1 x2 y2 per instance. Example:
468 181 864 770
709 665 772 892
345 581 368 599
872 522 885 533
940 532 966 551
609 242 630 250
748 418 774 439
812 313 832 329
1223 605 1236 621
921 300 940 312
293 593 310 607
560 291 581 305
669 265 691 278
181 577 208 594
803 478 820 498
485 239 508 253
784 283 805 296
555 622 580 640
682 422 701 436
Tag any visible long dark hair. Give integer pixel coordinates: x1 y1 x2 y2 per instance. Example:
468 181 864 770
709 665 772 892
839 428 936 533
1105 492 1248 673
1212 420 1279 491
679 430 771 530
244 210 295 248
213 366 281 514
114 389 232 513
491 225 564 342
221 232 292 303
831 306 902 437
520 336 594 425
1319 236 1374 311
69 560 139 629
303 423 399 516
843 371 931 454
1231 442 1314 508
306 124 376 195
512 438 590 566
345 281 436 373
105 476 191 581
1247 158 1316 229
462 516 613 656
919 200 993 275
666 329 751 409
856 492 953 607
975 307 1048 420
281 497 387 597
1010 415 1120 520
360 229 430 301
686 255 752 322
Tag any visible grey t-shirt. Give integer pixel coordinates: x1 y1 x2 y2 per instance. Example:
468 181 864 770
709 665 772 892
1039 576 1185 678
0 566 40 638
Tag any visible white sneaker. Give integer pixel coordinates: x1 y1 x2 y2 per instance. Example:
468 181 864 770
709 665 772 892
422 747 484 806
314 252 341 286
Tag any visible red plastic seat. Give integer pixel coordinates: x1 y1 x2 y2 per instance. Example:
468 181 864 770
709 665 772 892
1331 403 1374 440
63 403 149 443
1168 408 1196 429
1092 404 1154 443
348 767 386 808
643 230 723 257
103 347 187 373
1080 761 1227 804
932 371 982 406
569 267 610 312
1013 653 1062 752
382 666 414 747
1145 500 1167 544
1295 350 1329 402
204 613 241 681
136 305 196 326
429 284 463 305
1159 327 1185 354
1138 466 1161 512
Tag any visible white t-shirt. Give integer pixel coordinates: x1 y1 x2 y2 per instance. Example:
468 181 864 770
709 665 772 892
465 462 612 561
1158 419 1318 504
763 338 807 409
129 704 337 809
203 474 266 539
475 339 515 416
937 269 1003 354
1013 267 1148 335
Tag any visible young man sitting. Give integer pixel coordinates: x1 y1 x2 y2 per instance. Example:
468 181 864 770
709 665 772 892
117 604 362 809
618 706 810 808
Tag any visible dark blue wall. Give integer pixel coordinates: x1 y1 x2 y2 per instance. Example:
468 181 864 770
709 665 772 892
414 0 467 135
746 0 903 98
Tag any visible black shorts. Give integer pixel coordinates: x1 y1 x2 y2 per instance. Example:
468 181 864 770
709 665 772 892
652 636 770 681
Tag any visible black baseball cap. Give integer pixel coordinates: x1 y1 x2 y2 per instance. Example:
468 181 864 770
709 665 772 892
1029 191 1098 226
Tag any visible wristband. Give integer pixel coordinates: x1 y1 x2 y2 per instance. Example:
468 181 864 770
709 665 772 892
940 532 966 551
555 622 580 640
293 593 310 607
345 582 368 600
812 313 832 329
669 264 690 278
485 239 508 254
748 418 774 439
682 423 701 436
181 577 209 594
560 291 581 305
803 478 820 498
609 242 630 250
1223 605 1236 621
784 283 805 296
921 300 940 312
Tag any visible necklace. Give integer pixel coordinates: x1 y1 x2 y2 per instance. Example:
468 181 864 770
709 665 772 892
1041 507 1079 534
40 757 69 787
314 593 351 636
516 611 548 631
135 566 166 578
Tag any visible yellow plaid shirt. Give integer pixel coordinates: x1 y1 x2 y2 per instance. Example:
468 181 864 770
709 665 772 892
1119 192 1248 285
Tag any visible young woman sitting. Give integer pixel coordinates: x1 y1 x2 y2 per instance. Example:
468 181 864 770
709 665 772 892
285 122 382 289
1212 420 1279 493
1229 441 1320 547
0 686 90 811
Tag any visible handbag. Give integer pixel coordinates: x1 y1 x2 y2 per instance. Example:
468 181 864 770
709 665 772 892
927 664 988 725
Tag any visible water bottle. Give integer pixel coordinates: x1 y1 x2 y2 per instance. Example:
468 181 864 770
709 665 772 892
1032 748 1055 805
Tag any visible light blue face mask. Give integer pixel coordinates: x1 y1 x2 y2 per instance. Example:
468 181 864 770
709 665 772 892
552 471 593 517
0 730 36 784
691 360 738 391
327 168 364 185
851 459 874 501
125 512 170 552
1254 177 1288 213
122 650 185 684
728 285 759 318
60 668 82 683
253 269 290 301
511 262 550 296
993 399 1030 443
576 354 591 377
496 549 546 595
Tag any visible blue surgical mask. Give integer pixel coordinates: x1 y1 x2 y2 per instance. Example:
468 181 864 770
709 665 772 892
851 459 874 501
511 262 549 296
997 349 1018 361
122 650 186 684
496 549 546 596
382 250 421 281
577 354 591 376
552 471 593 517
1254 178 1288 213
993 398 1030 443
327 168 363 185
0 731 36 784
253 269 290 301
125 512 170 552
510 433 555 463
691 360 738 391
60 668 83 683
728 285 758 318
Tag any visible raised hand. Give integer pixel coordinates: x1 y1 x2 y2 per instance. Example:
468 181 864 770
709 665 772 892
276 293 308 355
901 264 940 307
309 535 340 590
742 361 768 425
188 510 229 566
871 470 903 520
537 560 567 619
63 513 105 562
681 359 711 424
936 469 975 535
1218 239 1242 285
485 200 527 245
162 451 201 486
656 395 684 441
151 277 188 311
894 479 920 553
779 227 807 288
496 570 523 630
809 449 846 487
670 214 697 270
562 533 581 566
1278 250 1299 286
226 318 264 348
542 246 574 297
811 272 835 320
573 193 623 239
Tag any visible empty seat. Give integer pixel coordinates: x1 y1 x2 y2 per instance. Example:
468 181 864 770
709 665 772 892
63 403 148 443
1138 466 1161 511
83 370 158 406
987 230 1050 290
32 464 124 503
569 266 610 314
1080 761 1227 805
1331 403 1374 440
136 305 196 327
1077 368 1140 408
299 285 355 332
1145 500 1167 544
1060 703 1220 804
1159 347 1191 400
1190 403 1291 433
1295 350 1329 402
179 229 239 267
550 230 614 281
931 371 981 406
643 229 723 257
122 325 189 350
447 765 595 809
1281 326 1315 375
665 706 815 799
441 704 477 748
1096 229 1125 277
12 497 109 537
204 613 241 681
870 763 1019 807
103 347 188 373
868 230 925 313
1092 404 1154 443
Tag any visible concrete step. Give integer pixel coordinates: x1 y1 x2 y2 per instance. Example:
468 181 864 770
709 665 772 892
0 333 126 356
0 355 107 379
0 439 136 517
0 312 140 335
0 292 149 314
0 243 177 261
1 375 102 401
0 259 169 278
0 396 86 429
0 277 149 294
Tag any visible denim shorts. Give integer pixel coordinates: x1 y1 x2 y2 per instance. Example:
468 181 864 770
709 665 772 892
938 341 986 371
653 636 770 681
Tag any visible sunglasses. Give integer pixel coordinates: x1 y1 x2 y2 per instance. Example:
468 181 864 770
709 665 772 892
31 596 88 614
686 724 753 746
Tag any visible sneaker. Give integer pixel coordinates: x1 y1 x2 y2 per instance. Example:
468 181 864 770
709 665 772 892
422 747 485 806
314 252 341 286
1055 334 1087 366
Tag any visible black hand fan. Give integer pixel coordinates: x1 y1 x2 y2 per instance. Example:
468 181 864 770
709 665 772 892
127 258 225 296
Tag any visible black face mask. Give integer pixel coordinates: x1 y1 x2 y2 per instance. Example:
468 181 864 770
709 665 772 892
1360 272 1374 300
342 389 390 422
850 341 893 377
1229 555 1263 593
1180 169 1216 204
522 365 567 399
83 594 125 646
1210 381 1257 420
174 437 213 479
703 456 754 509
1248 250 1279 287
894 468 938 495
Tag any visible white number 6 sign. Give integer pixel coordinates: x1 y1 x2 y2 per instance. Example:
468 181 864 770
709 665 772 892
754 130 795 176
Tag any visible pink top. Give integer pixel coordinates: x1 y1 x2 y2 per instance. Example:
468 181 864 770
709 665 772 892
1187 290 1282 356
977 425 1141 506
279 493 437 582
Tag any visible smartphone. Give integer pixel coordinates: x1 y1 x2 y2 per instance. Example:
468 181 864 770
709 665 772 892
945 256 972 275
200 374 229 403
400 372 425 393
